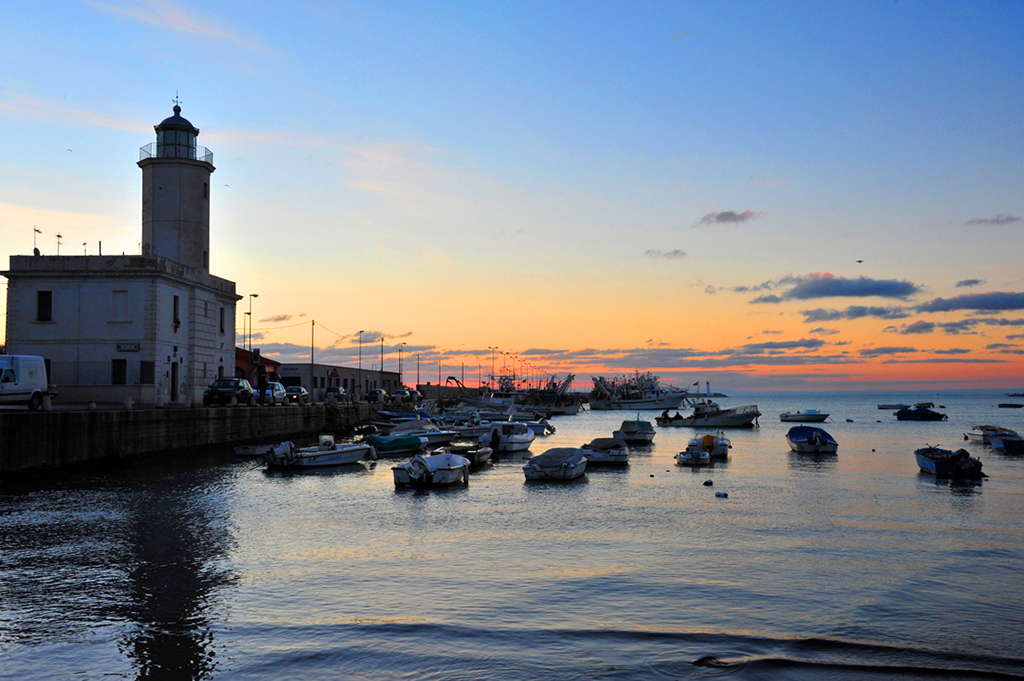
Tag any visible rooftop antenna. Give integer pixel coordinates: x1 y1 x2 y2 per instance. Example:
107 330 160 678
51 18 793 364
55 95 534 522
172 91 181 109
56 232 62 256
33 226 41 250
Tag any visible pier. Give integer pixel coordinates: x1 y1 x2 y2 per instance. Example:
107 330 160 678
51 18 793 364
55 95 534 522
0 403 379 477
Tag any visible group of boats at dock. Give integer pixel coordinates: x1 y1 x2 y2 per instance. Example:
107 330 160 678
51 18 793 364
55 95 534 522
236 373 1023 487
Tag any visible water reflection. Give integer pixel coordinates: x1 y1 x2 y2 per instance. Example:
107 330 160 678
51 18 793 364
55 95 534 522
787 450 839 473
119 476 235 680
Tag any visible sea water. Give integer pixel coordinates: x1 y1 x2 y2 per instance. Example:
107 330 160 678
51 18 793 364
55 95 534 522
2 393 1023 679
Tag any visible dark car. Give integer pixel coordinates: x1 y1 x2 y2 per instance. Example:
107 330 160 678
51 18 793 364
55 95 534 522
391 388 421 403
285 385 310 404
324 386 347 403
203 378 253 406
365 388 388 403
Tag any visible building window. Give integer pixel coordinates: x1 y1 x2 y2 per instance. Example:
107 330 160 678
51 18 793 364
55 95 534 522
112 290 128 321
173 295 180 331
112 359 127 385
203 250 209 268
220 307 225 333
140 361 155 384
36 291 52 322
204 182 209 200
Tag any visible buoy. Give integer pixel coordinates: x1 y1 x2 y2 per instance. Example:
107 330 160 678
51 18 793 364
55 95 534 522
715 491 728 498
703 479 713 486
871 449 875 452
846 418 853 422
649 474 654 477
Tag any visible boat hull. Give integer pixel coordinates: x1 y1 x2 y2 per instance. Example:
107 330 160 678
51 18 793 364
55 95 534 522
780 411 829 423
896 408 947 421
393 453 471 488
657 405 760 428
523 459 587 480
267 442 374 468
915 448 983 478
675 450 711 465
589 394 686 410
786 427 838 454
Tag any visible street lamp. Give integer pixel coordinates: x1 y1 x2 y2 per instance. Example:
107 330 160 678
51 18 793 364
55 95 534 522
487 347 497 388
357 330 364 399
247 293 258 377
398 342 406 386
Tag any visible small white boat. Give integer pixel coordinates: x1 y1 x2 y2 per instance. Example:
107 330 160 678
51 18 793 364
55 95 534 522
579 437 630 465
779 409 829 423
480 422 536 453
439 443 493 466
523 447 588 481
265 433 376 468
878 403 910 410
964 425 1019 445
684 432 732 459
392 451 471 488
612 416 656 445
235 441 292 459
675 448 710 466
786 426 839 454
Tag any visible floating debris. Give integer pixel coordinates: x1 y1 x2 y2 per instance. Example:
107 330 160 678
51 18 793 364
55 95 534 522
715 491 728 498
703 479 713 486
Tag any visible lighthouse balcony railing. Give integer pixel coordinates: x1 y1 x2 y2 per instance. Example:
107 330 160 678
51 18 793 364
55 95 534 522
139 142 213 164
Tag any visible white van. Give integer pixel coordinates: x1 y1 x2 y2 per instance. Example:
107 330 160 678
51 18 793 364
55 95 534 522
0 355 56 410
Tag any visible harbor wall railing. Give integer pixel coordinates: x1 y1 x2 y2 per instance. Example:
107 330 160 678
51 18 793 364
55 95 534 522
0 403 375 477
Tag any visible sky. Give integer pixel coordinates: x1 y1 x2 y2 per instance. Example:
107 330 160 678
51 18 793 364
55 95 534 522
1 1 1023 394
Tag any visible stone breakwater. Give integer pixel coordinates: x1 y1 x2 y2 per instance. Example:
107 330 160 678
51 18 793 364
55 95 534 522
0 403 374 476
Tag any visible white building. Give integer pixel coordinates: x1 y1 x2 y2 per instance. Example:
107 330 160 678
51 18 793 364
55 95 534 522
2 105 239 405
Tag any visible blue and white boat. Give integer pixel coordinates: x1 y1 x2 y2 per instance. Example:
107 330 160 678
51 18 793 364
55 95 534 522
915 445 984 478
786 426 838 454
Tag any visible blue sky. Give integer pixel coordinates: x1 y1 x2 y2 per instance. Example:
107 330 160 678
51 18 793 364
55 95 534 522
2 1 1023 392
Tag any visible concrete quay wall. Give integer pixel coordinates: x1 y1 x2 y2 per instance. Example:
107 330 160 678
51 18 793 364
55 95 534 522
0 404 373 475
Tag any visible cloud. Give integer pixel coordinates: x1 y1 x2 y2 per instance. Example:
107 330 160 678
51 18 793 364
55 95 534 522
800 305 912 322
918 292 1024 313
704 285 718 295
85 0 268 53
644 249 686 260
260 314 291 323
697 209 764 226
0 94 149 133
751 294 784 304
966 214 1022 226
986 343 1014 350
899 320 936 334
749 273 920 304
955 279 985 288
808 327 841 335
1008 334 1024 340
859 346 919 357
934 348 972 355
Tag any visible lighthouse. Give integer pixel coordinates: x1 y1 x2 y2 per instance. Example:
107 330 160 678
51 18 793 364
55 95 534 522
139 103 215 271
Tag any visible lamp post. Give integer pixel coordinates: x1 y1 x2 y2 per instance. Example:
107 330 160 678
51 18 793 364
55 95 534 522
398 342 406 386
357 330 364 400
487 347 497 388
247 293 258 378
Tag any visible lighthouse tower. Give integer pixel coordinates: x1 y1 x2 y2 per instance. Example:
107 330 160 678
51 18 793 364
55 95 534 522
138 104 215 271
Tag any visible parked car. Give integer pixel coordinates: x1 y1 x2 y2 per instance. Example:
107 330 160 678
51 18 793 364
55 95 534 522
257 381 287 405
391 388 421 403
0 355 57 410
366 388 388 403
324 386 347 402
285 385 310 404
203 378 253 406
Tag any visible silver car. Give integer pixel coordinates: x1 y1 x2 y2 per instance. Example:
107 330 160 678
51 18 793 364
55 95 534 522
257 381 287 405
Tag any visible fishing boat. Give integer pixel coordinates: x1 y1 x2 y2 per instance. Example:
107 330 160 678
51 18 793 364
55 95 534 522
656 400 761 428
588 372 691 410
386 419 458 446
675 448 711 466
479 422 536 453
612 416 656 445
878 403 911 410
392 451 471 488
684 431 732 459
265 434 376 468
579 437 630 465
964 425 1019 445
895 406 947 421
914 445 984 478
361 433 429 456
523 447 588 481
785 426 839 454
779 409 829 423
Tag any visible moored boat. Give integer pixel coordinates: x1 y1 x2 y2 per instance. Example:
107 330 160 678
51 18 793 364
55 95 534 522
779 409 829 423
392 451 471 488
656 400 760 428
523 447 587 481
612 416 656 445
480 422 536 453
588 372 690 410
361 433 429 456
579 437 629 465
878 403 911 410
964 425 1019 445
265 434 376 468
895 406 947 421
235 441 292 459
915 445 984 478
684 431 732 459
386 419 458 446
675 448 710 466
439 443 493 466
786 426 838 454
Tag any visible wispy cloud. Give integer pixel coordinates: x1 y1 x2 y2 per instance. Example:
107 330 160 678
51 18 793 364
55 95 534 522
0 94 149 133
808 327 841 335
644 249 686 260
896 320 936 334
696 209 764 226
84 0 268 53
259 314 291 323
918 292 1024 313
966 214 1022 226
859 346 919 357
800 306 911 322
934 348 972 355
955 279 985 288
